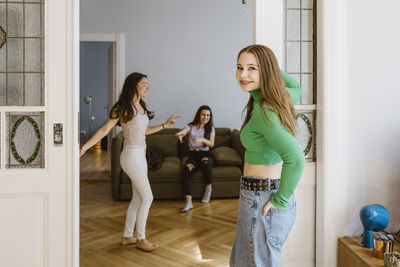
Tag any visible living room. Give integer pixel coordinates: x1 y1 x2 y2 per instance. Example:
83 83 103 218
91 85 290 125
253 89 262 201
78 0 400 267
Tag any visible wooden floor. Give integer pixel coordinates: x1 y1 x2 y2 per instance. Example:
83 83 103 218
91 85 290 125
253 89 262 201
80 152 239 267
80 150 110 180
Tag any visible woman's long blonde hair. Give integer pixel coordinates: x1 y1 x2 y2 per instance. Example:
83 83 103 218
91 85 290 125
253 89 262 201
239 44 297 136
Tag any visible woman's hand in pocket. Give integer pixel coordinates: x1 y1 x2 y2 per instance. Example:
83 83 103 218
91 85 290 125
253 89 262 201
263 201 275 216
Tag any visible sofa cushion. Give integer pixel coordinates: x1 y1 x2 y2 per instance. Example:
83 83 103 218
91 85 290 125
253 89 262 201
148 156 182 183
214 135 232 148
215 128 231 136
146 134 178 156
211 146 243 166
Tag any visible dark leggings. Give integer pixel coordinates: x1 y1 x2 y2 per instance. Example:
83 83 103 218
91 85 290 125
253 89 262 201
183 151 214 196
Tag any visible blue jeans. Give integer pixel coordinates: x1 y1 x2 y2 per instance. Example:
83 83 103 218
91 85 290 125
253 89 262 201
230 184 296 267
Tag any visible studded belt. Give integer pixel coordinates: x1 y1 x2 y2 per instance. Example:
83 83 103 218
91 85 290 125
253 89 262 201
240 176 280 191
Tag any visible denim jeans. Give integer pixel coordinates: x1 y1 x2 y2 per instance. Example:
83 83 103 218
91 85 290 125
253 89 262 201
183 151 214 195
230 184 296 267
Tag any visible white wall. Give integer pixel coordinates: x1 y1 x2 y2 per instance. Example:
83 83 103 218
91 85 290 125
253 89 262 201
80 0 253 130
346 0 400 234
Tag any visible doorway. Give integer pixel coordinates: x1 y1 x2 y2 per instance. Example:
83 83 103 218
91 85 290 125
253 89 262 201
80 41 113 149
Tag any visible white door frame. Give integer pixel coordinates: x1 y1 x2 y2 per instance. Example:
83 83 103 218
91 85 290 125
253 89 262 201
253 0 349 266
315 1 349 266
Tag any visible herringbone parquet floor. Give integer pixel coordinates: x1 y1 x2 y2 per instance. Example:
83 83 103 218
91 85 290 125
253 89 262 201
80 152 239 267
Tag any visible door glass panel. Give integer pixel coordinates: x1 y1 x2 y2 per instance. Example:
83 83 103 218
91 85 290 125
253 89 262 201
25 73 41 106
25 38 41 72
285 0 316 161
287 10 300 41
284 0 316 105
0 74 5 105
7 4 23 37
7 38 23 72
25 4 41 37
287 0 300 8
7 73 23 106
6 112 45 169
0 42 5 72
0 0 45 106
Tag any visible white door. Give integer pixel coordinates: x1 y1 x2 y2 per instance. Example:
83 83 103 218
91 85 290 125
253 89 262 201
0 0 78 266
255 1 316 266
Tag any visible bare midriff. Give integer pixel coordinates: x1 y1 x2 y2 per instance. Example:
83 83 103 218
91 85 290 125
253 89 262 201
243 161 283 180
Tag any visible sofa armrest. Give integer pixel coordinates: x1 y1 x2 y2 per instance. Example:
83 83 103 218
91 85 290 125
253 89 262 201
231 129 245 161
111 132 124 200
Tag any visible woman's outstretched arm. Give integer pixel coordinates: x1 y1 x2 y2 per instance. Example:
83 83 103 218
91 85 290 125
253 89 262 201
146 114 180 135
80 118 119 157
175 127 189 143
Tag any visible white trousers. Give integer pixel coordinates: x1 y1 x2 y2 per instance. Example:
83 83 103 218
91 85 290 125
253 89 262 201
120 148 153 239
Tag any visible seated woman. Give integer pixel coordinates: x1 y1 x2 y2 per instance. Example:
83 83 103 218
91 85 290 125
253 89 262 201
175 105 215 212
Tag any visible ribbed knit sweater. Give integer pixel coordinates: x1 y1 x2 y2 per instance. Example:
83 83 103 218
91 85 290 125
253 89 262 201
240 71 306 209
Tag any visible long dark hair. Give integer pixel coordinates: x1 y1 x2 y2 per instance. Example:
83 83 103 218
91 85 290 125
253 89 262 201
110 72 154 125
239 45 297 136
189 105 214 139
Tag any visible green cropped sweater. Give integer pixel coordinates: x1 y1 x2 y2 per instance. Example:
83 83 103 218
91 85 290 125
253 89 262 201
240 71 306 210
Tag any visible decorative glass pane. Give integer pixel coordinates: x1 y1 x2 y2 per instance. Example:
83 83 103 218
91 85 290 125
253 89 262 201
301 74 313 104
41 38 45 72
7 4 23 37
0 4 6 30
0 42 5 71
7 73 23 105
7 38 23 72
25 38 41 72
0 0 45 106
302 0 314 8
25 4 41 37
25 74 41 106
291 74 300 85
0 74 5 105
301 42 313 73
285 0 316 161
287 0 300 8
286 42 300 73
287 10 300 41
302 10 313 41
296 111 315 161
6 112 45 168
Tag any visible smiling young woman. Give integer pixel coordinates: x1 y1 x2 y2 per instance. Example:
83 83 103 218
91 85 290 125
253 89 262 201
230 44 305 267
175 105 216 212
80 72 180 252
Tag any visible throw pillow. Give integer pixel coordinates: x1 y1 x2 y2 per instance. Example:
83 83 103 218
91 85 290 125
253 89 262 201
211 146 242 166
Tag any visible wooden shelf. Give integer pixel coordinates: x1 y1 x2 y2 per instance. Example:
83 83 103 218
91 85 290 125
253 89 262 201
338 236 400 267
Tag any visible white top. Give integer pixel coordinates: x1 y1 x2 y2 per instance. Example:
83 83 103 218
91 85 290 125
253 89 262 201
121 113 149 149
184 124 215 151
